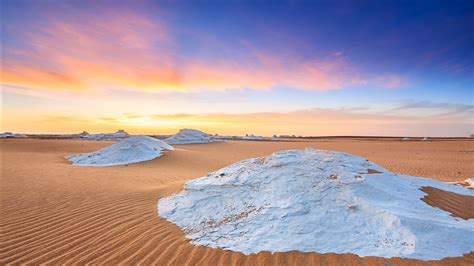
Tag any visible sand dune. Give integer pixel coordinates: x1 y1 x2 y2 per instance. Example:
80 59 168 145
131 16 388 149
1 139 473 265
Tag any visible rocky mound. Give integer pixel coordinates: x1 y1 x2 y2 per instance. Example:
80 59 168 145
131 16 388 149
242 134 264 140
67 136 174 166
158 148 473 260
82 130 129 140
165 129 217 144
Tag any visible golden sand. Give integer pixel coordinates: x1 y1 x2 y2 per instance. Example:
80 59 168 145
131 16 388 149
1 139 473 265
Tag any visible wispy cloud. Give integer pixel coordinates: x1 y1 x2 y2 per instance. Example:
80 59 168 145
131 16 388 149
2 5 403 93
392 101 473 111
43 115 89 124
387 101 474 118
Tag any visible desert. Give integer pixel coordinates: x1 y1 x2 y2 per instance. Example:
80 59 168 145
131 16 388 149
2 0 473 264
1 137 473 265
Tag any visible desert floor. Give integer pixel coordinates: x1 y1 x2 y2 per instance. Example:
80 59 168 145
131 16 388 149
1 139 473 265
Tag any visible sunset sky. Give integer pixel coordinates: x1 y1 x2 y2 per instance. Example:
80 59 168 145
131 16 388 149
1 0 473 136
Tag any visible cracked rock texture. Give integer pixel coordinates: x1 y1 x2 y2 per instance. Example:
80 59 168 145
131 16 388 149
158 148 473 260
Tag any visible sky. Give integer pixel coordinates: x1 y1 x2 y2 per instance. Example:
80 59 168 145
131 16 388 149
1 0 473 136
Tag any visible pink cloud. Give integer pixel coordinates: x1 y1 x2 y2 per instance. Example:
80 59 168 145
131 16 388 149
2 7 404 93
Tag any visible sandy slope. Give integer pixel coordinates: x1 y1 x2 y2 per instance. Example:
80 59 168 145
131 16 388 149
1 139 473 265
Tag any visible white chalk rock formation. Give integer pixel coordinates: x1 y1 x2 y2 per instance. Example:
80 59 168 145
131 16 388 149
0 132 27 138
165 129 217 144
82 130 129 140
242 134 264 140
67 136 174 166
158 148 474 260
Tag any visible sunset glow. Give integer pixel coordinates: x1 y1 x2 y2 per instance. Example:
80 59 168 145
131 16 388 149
2 1 473 136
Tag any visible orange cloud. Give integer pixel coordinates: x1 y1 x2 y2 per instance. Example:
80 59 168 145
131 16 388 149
1 64 87 90
2 8 178 91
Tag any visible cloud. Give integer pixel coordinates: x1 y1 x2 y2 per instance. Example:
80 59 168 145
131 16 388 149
100 117 119 123
150 113 197 119
2 7 178 91
2 5 404 93
123 113 145 119
387 101 474 118
376 75 403 89
392 101 474 111
43 115 89 124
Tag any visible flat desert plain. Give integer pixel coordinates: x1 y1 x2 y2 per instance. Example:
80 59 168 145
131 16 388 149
1 138 473 265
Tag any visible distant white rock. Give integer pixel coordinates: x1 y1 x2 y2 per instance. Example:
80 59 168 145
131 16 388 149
165 129 217 144
422 137 429 141
242 134 264 140
0 132 27 138
213 134 232 140
158 148 474 260
58 131 90 139
82 130 129 140
402 137 410 141
76 131 90 137
66 136 174 166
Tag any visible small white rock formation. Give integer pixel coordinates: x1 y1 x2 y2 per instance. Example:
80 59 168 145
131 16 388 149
242 134 264 140
78 131 89 137
422 137 429 141
158 148 474 260
67 136 174 166
213 134 232 140
0 132 27 138
402 137 410 141
82 130 129 140
165 129 217 144
63 131 90 139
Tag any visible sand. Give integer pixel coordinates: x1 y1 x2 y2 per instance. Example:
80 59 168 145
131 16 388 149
1 138 473 265
420 187 474 220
